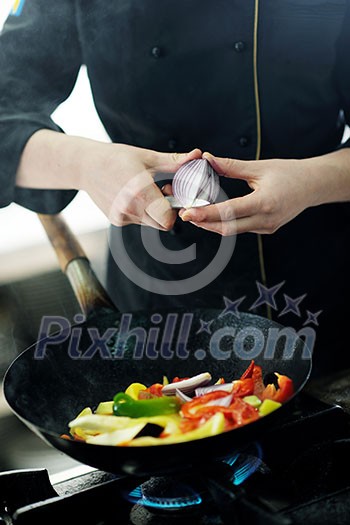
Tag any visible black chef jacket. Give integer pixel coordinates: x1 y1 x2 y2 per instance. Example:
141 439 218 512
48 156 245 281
0 0 350 377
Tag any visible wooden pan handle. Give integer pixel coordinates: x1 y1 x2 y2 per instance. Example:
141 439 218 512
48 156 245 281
38 213 116 316
38 213 86 272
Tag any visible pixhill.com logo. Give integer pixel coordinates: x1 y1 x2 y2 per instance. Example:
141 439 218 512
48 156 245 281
34 281 319 361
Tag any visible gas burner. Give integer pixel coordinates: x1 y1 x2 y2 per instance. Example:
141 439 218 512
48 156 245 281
124 442 263 514
127 477 202 510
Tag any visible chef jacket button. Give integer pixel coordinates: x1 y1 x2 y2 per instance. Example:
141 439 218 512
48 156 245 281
239 136 249 147
151 46 162 58
168 139 177 150
234 41 246 53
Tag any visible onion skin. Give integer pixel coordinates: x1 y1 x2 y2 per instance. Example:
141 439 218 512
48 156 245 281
172 159 220 208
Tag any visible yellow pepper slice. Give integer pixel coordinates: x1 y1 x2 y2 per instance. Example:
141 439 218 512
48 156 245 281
128 412 225 446
69 407 92 439
259 399 282 416
243 395 262 408
95 401 114 415
125 382 147 400
69 414 132 436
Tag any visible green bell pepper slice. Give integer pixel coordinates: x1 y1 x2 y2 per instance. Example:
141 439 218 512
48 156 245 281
113 392 181 418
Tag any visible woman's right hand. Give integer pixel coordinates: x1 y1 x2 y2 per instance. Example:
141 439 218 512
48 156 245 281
80 142 201 230
16 130 201 230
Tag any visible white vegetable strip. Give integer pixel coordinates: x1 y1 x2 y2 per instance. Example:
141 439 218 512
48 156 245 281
195 383 234 396
86 424 146 446
175 389 192 403
204 394 233 407
69 414 132 434
161 372 212 395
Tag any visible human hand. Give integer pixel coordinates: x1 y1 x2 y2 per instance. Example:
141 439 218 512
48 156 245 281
16 130 202 230
80 143 202 230
179 152 320 235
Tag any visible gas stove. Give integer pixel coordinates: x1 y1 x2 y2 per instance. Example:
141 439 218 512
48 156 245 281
1 391 349 525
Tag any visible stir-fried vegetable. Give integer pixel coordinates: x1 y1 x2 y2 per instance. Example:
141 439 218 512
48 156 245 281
63 360 294 447
113 393 181 418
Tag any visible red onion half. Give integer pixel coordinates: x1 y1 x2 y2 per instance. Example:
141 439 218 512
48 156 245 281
172 159 220 208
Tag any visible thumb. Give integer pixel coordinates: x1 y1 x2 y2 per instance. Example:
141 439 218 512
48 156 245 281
203 152 258 181
154 148 202 172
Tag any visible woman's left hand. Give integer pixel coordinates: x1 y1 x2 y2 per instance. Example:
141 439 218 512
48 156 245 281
178 152 323 236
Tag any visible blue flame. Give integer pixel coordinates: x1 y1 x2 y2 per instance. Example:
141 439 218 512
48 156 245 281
126 484 202 509
126 443 263 510
223 442 263 485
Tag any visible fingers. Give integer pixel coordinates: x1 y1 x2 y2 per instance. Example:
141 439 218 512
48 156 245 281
191 216 265 236
191 214 279 235
202 152 259 181
151 148 202 172
179 193 259 222
131 172 176 229
109 208 169 230
110 171 176 230
140 213 169 230
145 193 177 230
161 183 173 196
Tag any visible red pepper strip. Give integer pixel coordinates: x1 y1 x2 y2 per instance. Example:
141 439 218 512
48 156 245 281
224 398 260 430
240 360 255 379
181 391 232 419
232 378 254 397
252 364 265 397
261 373 294 403
179 418 203 433
172 376 190 383
138 391 154 400
60 434 73 440
138 383 164 399
181 392 260 431
240 360 265 396
183 397 260 429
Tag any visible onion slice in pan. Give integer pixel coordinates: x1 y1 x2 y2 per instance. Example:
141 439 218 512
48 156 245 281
195 383 234 397
162 372 212 396
175 389 193 403
204 394 233 407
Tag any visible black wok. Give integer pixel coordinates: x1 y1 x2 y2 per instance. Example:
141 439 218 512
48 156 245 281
3 215 312 477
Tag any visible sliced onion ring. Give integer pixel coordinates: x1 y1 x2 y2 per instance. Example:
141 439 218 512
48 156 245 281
204 394 233 408
175 389 193 403
161 372 212 396
195 383 234 397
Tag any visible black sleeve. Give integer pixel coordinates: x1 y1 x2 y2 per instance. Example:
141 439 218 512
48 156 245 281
0 0 82 213
336 1 350 150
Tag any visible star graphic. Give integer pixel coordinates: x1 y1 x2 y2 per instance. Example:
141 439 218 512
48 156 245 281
196 319 214 335
303 310 322 326
278 293 307 317
219 296 246 319
249 281 285 311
